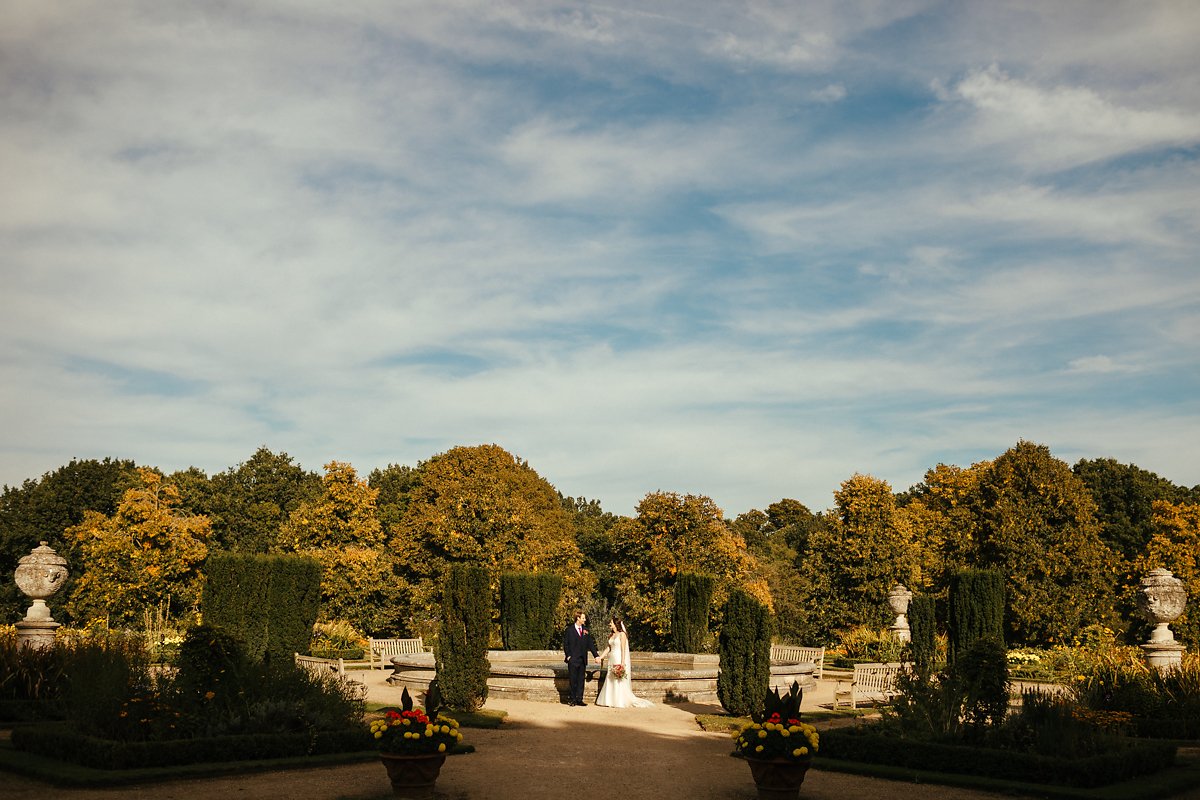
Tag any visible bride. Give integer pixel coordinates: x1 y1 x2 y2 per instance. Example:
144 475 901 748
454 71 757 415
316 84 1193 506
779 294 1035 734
595 617 653 708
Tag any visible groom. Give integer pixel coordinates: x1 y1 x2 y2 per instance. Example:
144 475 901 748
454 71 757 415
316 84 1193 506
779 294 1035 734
562 610 599 706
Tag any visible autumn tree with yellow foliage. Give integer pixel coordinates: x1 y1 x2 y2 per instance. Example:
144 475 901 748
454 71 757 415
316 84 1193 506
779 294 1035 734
613 491 769 649
66 469 210 627
390 445 594 639
277 461 403 635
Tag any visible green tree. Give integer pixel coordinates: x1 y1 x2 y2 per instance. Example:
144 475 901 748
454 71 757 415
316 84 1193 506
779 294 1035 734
66 469 210 626
1073 457 1195 563
801 474 918 640
391 445 594 638
0 458 138 623
613 492 769 649
205 447 321 553
436 564 492 711
733 503 817 646
277 461 402 635
1134 501 1200 647
564 495 621 601
975 442 1115 645
369 462 422 536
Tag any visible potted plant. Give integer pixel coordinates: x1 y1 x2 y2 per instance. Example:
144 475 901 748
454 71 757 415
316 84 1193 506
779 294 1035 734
371 683 465 798
732 681 818 800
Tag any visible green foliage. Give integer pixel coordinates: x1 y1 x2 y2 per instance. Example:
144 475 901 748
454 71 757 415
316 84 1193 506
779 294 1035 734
202 553 321 667
499 572 562 650
564 495 621 601
671 572 714 653
202 447 322 554
734 502 817 646
1135 500 1200 647
0 458 138 624
975 442 1115 645
436 564 492 711
174 625 251 721
393 445 593 639
909 593 938 675
801 475 918 641
948 569 1005 665
1073 457 1195 563
956 637 1009 732
717 588 773 717
1072 649 1200 728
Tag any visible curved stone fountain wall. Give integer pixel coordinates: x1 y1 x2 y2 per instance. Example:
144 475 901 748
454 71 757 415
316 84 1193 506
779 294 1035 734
386 650 815 704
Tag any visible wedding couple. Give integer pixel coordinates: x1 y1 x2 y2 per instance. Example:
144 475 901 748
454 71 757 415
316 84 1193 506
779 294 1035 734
562 610 653 708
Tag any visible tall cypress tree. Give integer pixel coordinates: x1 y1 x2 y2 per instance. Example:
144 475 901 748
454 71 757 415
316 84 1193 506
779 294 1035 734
948 569 1005 665
717 588 773 717
671 573 715 653
436 564 492 711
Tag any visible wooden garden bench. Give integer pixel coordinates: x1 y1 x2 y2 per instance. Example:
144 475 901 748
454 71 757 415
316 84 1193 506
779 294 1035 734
770 644 826 679
368 637 430 671
833 662 908 709
295 652 346 676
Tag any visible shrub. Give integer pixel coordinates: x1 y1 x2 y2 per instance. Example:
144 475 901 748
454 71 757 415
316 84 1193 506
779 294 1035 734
948 569 1004 666
311 620 367 660
436 564 492 711
671 573 714 654
717 588 772 717
499 572 562 650
833 625 908 664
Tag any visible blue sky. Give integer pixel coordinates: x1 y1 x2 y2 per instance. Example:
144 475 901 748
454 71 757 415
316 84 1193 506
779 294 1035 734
2 1 1198 516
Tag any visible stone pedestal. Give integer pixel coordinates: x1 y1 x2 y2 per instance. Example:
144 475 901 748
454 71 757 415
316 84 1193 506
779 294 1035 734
14 541 68 651
1136 567 1187 673
887 584 913 643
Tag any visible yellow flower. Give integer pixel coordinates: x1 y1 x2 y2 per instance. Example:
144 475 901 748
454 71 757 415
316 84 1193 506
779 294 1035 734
438 743 447 753
755 745 764 753
758 730 767 739
780 729 790 737
374 732 383 739
792 748 803 757
798 746 808 755
730 730 741 740
788 725 800 733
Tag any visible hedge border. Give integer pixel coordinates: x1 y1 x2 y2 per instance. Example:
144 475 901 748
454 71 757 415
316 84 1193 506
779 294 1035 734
819 728 1176 788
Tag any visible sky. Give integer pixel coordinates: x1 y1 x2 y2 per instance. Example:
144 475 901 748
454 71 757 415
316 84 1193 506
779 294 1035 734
2 1 1198 517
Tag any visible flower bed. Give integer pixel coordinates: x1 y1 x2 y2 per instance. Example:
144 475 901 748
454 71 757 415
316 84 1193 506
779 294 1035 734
819 727 1176 788
11 723 372 770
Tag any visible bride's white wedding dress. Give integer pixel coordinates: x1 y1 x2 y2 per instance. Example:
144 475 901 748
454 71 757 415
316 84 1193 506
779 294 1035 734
595 632 653 708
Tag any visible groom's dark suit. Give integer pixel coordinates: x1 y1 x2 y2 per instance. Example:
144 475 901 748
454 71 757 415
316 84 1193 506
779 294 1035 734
562 620 598 705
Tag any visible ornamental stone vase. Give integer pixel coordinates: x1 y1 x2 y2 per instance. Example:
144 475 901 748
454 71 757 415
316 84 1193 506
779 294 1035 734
14 542 68 650
887 584 913 643
1137 567 1186 671
378 752 447 798
744 755 813 800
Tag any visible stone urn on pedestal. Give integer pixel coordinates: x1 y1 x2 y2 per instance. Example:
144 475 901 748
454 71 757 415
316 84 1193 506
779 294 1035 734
14 541 69 650
887 584 913 643
1137 567 1186 672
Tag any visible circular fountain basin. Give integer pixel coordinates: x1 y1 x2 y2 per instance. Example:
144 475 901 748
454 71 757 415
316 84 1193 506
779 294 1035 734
386 650 815 704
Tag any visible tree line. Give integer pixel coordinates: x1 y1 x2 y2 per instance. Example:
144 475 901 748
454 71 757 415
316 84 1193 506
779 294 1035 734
1 441 1197 650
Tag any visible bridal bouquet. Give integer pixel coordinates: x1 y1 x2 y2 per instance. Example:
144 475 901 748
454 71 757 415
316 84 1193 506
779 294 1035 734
610 664 627 680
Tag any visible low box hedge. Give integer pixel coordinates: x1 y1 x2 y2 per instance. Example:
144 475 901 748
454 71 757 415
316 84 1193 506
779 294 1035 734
309 647 365 660
11 723 373 770
0 699 66 723
819 728 1176 788
1131 716 1200 740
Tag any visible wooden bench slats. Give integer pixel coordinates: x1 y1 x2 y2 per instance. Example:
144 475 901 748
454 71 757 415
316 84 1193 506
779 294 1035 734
770 644 825 679
833 662 909 709
368 637 429 670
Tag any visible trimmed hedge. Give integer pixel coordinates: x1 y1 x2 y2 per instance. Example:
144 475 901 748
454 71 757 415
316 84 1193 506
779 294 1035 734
499 572 562 650
717 588 772 717
202 553 321 666
671 573 714 654
11 723 372 770
948 569 1004 665
908 593 937 674
819 728 1176 788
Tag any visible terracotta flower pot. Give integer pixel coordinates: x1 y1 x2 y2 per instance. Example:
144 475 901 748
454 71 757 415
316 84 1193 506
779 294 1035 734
744 755 812 800
379 751 447 798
